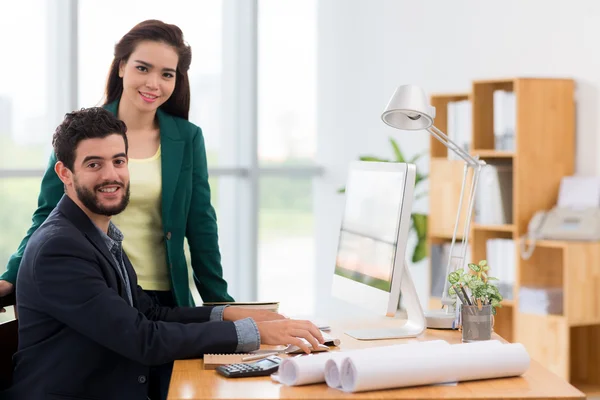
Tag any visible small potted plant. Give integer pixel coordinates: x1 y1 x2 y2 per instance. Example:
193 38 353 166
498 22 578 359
447 260 503 341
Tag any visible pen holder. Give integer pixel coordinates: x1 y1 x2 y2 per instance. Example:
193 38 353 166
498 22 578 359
460 304 492 342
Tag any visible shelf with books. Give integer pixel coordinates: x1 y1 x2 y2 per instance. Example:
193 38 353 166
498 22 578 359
428 77 580 381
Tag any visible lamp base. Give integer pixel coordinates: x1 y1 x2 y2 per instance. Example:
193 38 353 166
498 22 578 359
425 309 458 330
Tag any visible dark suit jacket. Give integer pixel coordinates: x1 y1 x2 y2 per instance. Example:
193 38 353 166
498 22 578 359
2 99 234 305
5 196 239 400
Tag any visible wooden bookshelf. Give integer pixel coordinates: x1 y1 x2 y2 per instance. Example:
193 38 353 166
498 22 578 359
427 78 599 391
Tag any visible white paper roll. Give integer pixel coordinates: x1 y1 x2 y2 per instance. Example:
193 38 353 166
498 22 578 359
339 340 529 393
279 340 449 387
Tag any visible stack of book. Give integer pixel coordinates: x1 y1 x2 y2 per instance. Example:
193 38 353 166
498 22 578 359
447 100 472 160
485 239 516 300
493 90 516 151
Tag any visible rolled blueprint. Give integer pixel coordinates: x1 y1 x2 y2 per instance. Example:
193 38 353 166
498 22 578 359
339 340 529 393
278 340 450 386
324 339 452 388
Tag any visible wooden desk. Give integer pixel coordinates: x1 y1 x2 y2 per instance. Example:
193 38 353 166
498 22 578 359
167 318 585 400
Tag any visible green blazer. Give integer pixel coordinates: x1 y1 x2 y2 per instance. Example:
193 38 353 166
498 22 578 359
1 100 234 306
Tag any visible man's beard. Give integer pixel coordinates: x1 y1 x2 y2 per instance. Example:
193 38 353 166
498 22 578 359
74 179 130 216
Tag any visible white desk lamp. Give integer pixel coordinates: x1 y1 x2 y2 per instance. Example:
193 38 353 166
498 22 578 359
381 85 486 329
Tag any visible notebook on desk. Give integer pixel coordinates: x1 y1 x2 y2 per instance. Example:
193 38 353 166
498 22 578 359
203 331 341 369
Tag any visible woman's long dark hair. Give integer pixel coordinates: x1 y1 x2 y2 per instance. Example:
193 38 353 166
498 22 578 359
104 19 192 120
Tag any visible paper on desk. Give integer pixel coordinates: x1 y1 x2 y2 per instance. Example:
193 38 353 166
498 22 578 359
278 340 449 387
338 340 529 393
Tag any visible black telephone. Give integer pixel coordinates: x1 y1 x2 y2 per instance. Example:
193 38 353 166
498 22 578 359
216 355 283 378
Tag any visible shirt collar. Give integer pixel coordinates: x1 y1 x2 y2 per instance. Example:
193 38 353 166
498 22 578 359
95 221 124 249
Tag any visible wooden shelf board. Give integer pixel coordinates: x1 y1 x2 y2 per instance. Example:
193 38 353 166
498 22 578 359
525 239 568 249
518 312 565 322
428 233 465 242
473 223 516 233
430 92 470 100
471 149 515 158
472 78 516 85
572 383 600 396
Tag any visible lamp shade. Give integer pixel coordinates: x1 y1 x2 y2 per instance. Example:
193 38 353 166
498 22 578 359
381 85 436 131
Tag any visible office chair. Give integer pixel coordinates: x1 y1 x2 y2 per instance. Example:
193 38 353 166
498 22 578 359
0 293 17 390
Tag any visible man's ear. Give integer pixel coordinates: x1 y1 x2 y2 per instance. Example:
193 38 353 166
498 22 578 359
54 161 73 187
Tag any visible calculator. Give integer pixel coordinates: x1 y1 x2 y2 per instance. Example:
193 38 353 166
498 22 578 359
216 355 283 378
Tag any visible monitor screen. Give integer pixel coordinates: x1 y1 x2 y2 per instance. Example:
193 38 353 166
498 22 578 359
334 168 406 293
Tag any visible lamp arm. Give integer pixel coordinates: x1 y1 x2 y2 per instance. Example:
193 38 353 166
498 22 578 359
427 125 485 309
428 125 484 168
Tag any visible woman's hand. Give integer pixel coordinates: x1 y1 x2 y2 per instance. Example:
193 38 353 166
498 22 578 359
0 280 15 313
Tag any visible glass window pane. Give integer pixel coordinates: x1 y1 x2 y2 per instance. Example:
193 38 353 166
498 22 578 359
0 178 42 273
184 175 241 303
258 0 317 165
78 0 225 166
258 177 314 315
0 1 52 169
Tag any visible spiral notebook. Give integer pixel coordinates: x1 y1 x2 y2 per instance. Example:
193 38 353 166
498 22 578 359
203 353 255 369
203 331 341 369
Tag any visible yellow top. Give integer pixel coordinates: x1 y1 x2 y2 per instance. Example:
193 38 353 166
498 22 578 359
111 146 170 290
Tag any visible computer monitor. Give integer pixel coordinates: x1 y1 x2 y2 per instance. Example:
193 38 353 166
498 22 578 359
331 161 426 340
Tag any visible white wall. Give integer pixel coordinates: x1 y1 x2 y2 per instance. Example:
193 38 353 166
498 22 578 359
314 0 600 316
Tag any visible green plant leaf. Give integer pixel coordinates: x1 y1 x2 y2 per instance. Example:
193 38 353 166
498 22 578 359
415 173 429 185
486 276 499 281
408 150 428 164
389 137 406 162
337 187 346 194
468 263 481 272
479 260 488 267
448 271 461 285
481 271 488 279
412 238 427 263
483 265 490 271
359 156 390 162
411 214 427 239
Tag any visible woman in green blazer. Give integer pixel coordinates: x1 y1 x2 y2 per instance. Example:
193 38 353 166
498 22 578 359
0 20 234 309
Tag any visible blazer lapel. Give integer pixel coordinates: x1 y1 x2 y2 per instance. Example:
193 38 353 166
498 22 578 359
157 109 184 222
56 196 126 293
103 100 183 228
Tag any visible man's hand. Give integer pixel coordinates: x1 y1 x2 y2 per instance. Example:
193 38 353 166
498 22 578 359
256 319 324 354
0 280 15 313
222 306 287 322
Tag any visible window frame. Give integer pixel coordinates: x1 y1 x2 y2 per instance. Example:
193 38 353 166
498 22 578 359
0 0 324 302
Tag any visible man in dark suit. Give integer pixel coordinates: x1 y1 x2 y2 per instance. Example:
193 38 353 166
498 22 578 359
5 108 323 400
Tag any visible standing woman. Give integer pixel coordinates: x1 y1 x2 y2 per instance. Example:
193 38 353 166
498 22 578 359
0 20 234 308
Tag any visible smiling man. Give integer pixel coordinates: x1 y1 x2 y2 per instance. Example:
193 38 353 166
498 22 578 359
5 108 323 400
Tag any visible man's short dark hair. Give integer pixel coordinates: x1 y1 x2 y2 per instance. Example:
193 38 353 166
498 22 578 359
52 107 128 171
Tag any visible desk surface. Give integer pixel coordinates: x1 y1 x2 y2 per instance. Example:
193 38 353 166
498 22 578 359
167 318 585 400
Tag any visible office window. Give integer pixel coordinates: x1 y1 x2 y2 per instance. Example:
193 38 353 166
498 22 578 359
257 0 317 166
78 0 227 167
0 178 42 268
0 1 52 169
257 0 318 315
257 177 315 315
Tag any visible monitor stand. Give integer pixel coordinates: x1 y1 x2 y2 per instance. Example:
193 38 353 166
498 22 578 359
344 261 427 340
